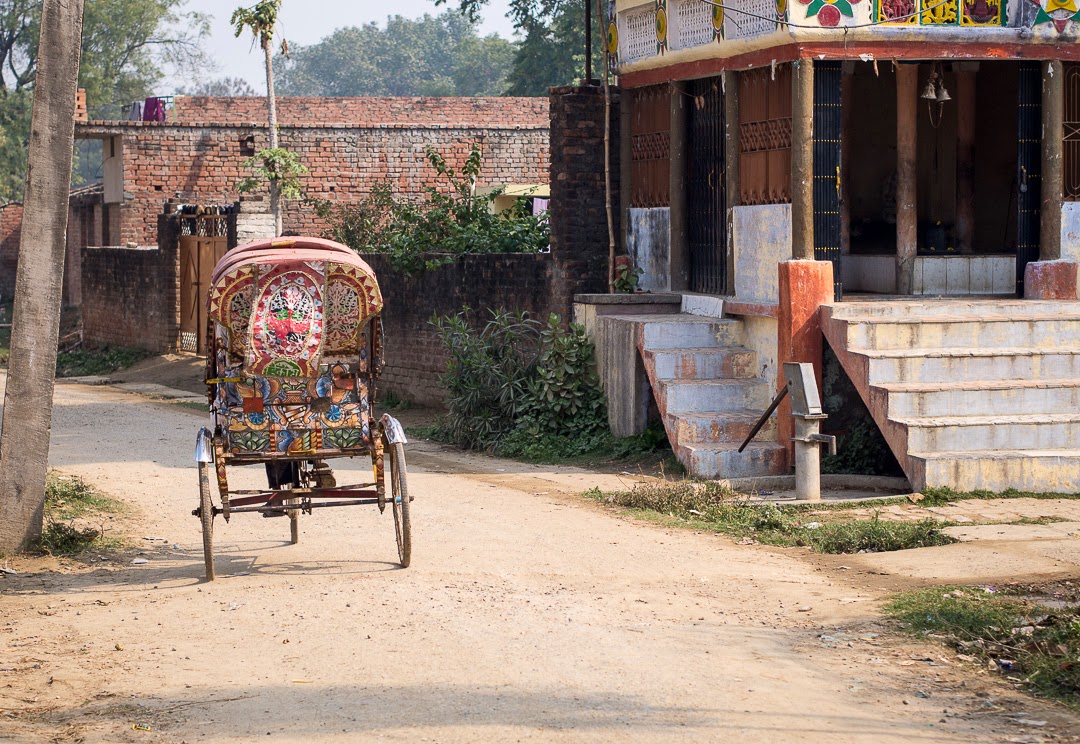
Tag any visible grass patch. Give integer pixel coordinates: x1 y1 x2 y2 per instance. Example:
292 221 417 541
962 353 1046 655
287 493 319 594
38 473 125 556
55 345 148 378
885 586 1080 706
920 487 1080 506
416 420 676 469
175 400 207 413
586 480 957 554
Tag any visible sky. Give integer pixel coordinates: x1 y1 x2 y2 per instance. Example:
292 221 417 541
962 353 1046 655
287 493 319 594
165 0 518 93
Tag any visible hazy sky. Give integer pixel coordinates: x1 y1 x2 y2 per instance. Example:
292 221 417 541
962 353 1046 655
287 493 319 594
165 0 517 93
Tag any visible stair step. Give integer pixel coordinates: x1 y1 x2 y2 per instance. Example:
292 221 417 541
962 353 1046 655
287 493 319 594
911 449 1080 493
646 347 757 380
681 442 789 479
861 347 1080 384
843 316 1080 350
658 379 770 414
670 410 777 444
827 299 1080 320
639 315 744 350
898 413 1080 452
882 378 1080 417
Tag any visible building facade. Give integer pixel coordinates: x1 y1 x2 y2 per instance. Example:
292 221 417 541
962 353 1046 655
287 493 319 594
593 0 1080 491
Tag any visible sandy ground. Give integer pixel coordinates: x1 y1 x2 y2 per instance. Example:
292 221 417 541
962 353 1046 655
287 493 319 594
1 376 1079 743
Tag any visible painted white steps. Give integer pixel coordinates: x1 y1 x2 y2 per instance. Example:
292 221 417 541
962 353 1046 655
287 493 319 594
822 300 1080 493
635 313 786 479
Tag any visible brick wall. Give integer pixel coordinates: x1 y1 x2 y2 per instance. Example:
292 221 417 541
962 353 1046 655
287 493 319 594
364 253 564 406
79 216 180 352
548 86 621 301
0 203 23 301
75 96 550 249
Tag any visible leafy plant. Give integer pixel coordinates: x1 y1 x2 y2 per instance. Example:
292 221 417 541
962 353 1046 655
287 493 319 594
613 261 643 293
432 308 542 450
313 142 549 275
236 147 308 201
430 308 617 456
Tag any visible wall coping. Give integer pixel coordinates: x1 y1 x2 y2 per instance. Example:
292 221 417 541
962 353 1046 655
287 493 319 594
574 292 682 305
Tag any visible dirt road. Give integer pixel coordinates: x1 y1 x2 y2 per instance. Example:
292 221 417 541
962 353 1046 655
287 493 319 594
1 378 1077 743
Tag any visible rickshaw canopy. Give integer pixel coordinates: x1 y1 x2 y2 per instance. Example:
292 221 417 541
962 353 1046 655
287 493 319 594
208 237 383 378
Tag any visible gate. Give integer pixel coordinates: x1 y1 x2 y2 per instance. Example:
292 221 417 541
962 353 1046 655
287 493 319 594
179 215 228 354
687 76 726 295
1016 61 1042 297
813 61 843 300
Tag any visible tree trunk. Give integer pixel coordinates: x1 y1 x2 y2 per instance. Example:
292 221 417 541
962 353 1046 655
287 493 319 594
0 0 85 554
263 39 282 237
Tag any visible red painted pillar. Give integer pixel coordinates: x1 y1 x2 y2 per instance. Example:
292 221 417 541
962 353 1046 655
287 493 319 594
777 259 835 463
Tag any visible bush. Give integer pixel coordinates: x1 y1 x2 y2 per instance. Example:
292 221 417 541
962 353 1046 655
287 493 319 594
312 142 549 274
431 308 620 455
431 308 541 450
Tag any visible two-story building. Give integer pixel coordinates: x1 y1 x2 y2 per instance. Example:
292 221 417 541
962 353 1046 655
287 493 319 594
598 0 1080 491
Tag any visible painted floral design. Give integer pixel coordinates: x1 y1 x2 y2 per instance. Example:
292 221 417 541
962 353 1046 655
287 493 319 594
803 0 862 25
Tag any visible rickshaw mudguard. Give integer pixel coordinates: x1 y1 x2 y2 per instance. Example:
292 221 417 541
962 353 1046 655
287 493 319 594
381 414 408 445
194 428 213 463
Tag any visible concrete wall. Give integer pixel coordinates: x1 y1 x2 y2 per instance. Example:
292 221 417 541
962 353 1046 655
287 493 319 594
626 207 670 291
732 204 792 304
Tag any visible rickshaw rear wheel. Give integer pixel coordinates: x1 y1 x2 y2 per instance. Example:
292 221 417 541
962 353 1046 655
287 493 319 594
387 442 411 568
198 461 215 582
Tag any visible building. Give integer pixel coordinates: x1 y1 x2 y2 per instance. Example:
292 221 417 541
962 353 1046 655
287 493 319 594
589 0 1080 491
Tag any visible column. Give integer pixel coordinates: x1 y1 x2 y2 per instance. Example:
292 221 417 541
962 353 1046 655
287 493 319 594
723 71 740 293
669 81 689 291
896 64 919 294
1042 59 1064 261
791 58 815 260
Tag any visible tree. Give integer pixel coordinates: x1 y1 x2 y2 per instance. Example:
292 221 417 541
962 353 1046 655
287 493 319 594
0 0 84 553
436 0 602 95
0 0 210 202
177 76 257 97
275 12 514 97
232 0 289 236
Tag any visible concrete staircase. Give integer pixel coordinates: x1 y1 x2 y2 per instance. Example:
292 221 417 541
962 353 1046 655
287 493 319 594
821 300 1080 493
632 314 788 479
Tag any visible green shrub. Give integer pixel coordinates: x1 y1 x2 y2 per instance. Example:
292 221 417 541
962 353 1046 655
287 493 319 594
312 142 549 274
431 308 622 459
432 308 542 450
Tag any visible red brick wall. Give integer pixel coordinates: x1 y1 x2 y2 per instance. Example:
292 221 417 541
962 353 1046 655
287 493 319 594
76 96 550 248
0 203 22 301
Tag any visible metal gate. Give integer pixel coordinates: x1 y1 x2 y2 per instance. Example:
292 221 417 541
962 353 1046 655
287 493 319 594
687 76 726 295
813 61 843 300
1016 61 1042 297
179 216 228 354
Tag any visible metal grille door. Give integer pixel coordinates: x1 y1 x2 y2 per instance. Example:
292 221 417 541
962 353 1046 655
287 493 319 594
1017 61 1042 297
813 61 842 300
687 76 726 294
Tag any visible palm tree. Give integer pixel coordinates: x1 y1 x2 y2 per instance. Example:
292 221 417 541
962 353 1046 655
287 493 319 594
0 0 85 553
232 0 285 236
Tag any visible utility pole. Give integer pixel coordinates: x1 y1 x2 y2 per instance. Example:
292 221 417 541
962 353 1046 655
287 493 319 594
0 0 85 554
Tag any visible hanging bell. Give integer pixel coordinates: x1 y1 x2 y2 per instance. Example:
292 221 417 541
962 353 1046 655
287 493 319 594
936 82 952 103
921 78 938 100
